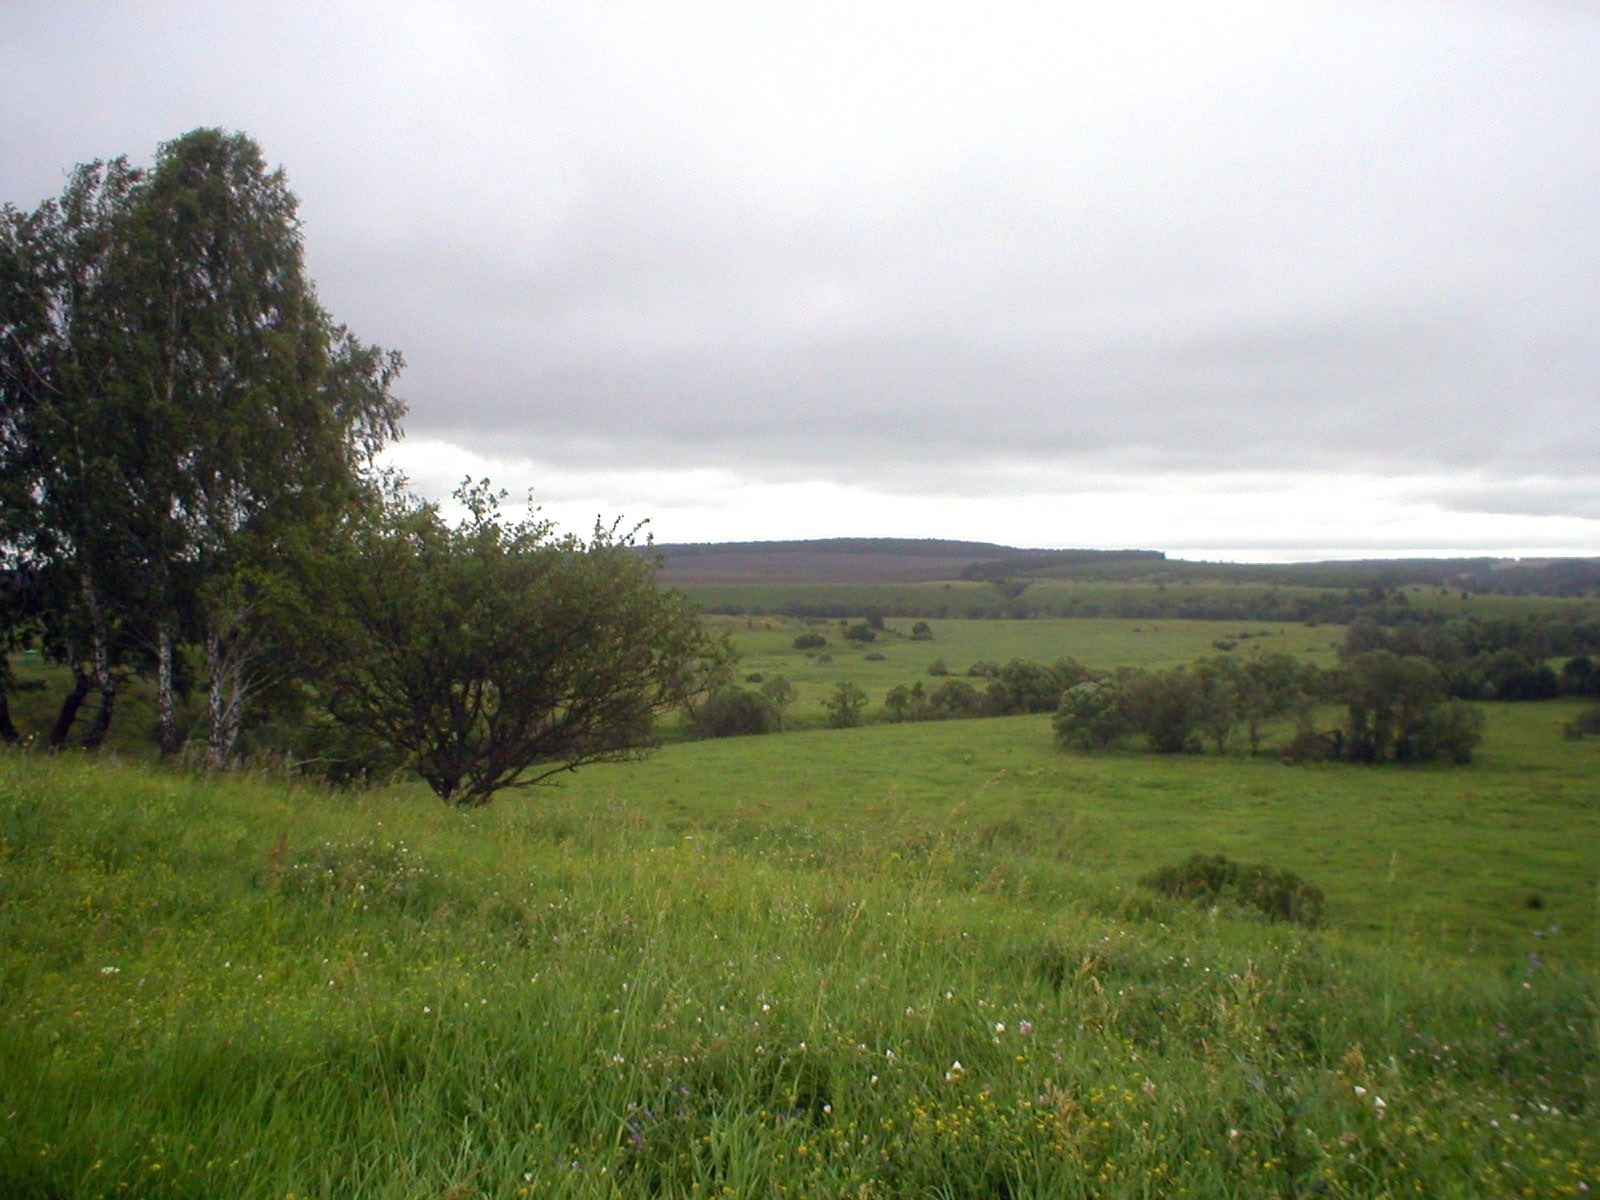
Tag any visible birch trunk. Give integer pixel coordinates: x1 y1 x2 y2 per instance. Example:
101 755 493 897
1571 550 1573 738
81 576 116 750
49 665 92 749
155 621 180 758
206 628 245 769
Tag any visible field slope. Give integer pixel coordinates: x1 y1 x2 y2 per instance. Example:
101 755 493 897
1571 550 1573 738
1 707 1594 1198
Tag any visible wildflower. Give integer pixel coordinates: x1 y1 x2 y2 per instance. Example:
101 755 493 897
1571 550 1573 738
995 1022 1005 1034
1353 1086 1367 1096
1018 1020 1033 1036
946 1061 964 1081
100 966 120 976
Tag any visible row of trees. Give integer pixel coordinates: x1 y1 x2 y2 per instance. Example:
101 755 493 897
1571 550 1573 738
1342 616 1600 700
1053 651 1484 764
3 132 725 804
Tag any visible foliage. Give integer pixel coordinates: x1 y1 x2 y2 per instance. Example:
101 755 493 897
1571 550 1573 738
1141 853 1325 926
1052 680 1134 751
1338 652 1484 764
689 687 778 739
822 680 868 728
792 632 827 650
909 620 933 640
298 483 727 804
0 130 402 761
1121 668 1213 754
842 622 877 643
1562 704 1600 739
757 675 797 729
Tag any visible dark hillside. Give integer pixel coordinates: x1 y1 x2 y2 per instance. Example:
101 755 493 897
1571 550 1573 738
649 538 1162 583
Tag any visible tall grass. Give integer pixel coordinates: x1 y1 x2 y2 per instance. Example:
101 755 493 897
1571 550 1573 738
2 728 1594 1198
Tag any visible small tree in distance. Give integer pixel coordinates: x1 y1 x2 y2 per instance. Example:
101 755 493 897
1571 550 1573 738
823 681 868 728
301 481 728 805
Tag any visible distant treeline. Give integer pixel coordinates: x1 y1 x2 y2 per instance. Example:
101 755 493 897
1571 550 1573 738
987 554 1600 597
957 549 1166 581
650 537 1030 559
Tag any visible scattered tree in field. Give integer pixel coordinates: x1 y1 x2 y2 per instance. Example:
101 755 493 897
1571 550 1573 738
689 687 777 738
1124 668 1209 754
758 674 796 728
823 681 868 728
984 658 1091 716
842 622 876 643
300 483 727 805
792 632 827 650
909 620 933 640
1053 680 1134 751
1337 651 1483 764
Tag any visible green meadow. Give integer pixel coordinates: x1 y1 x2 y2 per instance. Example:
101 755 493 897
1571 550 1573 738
2 695 1595 1198
716 616 1343 719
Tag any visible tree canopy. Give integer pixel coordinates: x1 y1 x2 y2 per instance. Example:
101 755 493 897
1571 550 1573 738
299 484 728 805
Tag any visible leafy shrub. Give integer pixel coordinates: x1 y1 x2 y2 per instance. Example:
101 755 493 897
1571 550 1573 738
792 632 827 650
687 687 777 738
842 623 876 643
985 658 1092 716
823 681 868 728
1053 680 1133 751
966 660 1000 678
1124 668 1209 754
1561 704 1600 739
909 620 933 641
928 658 950 676
758 675 796 729
1413 698 1485 763
1141 853 1324 926
927 679 984 717
884 682 925 722
863 651 885 661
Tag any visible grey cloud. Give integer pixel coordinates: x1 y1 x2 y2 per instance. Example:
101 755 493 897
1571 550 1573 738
4 1 1599 537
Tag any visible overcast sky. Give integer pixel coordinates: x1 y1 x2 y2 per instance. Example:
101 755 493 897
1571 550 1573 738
4 1 1597 559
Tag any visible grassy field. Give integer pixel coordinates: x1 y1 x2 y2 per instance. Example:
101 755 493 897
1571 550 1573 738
716 616 1343 720
2 698 1595 1198
680 578 1600 622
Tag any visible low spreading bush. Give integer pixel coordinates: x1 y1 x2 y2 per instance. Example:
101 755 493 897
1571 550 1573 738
1141 853 1325 926
687 687 778 738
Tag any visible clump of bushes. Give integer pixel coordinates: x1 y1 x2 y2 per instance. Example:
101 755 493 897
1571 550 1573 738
792 632 827 650
687 687 777 738
842 623 877 643
1141 853 1325 926
1561 704 1600 739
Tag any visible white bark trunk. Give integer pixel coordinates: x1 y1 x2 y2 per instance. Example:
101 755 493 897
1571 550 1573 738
156 622 178 757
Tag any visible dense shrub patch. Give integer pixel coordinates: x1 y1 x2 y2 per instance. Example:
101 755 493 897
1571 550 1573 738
1142 853 1326 926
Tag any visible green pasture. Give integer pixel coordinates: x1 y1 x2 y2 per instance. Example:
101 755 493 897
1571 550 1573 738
2 696 1595 1198
679 577 1599 623
717 615 1344 718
